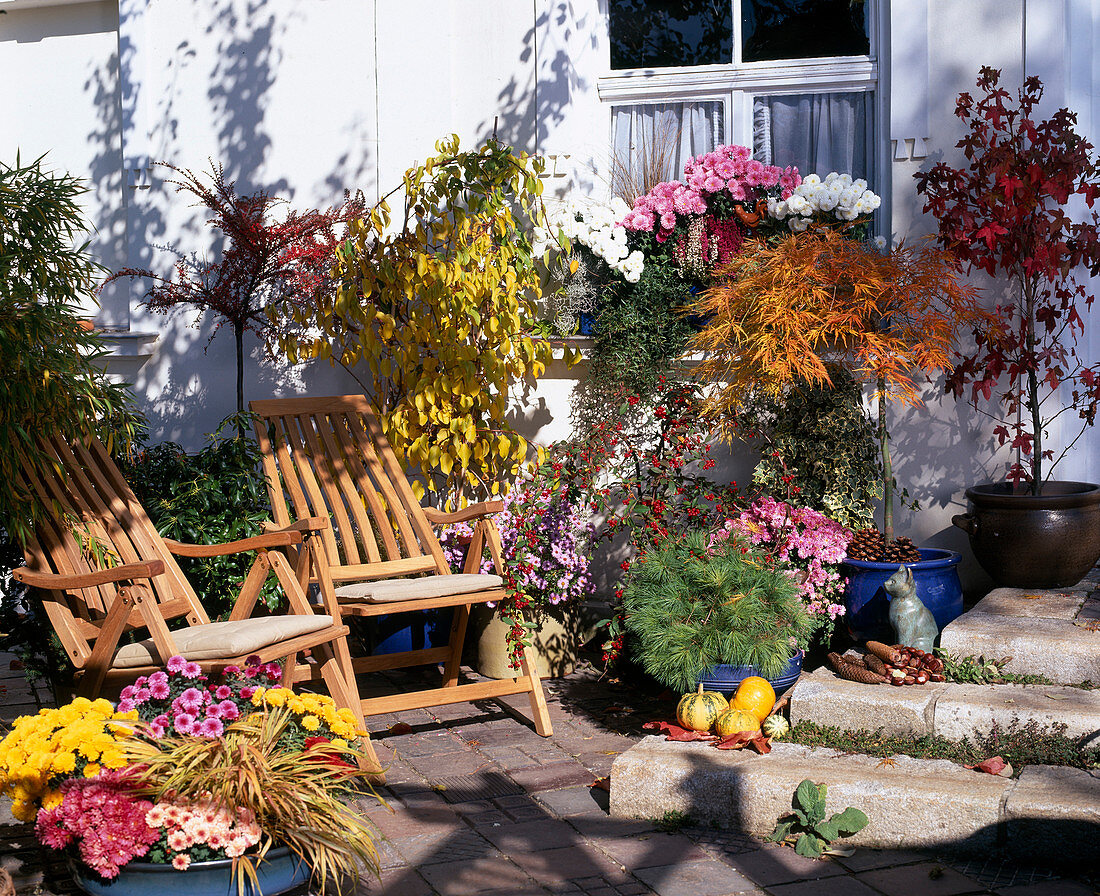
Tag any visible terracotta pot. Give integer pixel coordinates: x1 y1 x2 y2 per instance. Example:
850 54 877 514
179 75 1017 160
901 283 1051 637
468 602 594 679
952 481 1100 589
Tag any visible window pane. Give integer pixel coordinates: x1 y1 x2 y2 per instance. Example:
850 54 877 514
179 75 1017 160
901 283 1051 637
609 0 733 70
742 0 869 62
753 92 872 181
611 102 724 201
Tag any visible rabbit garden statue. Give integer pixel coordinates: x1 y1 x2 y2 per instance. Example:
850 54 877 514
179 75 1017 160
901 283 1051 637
883 565 939 652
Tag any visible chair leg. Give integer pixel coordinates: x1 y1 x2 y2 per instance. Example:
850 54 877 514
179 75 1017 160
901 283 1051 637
442 604 471 688
281 653 298 688
315 642 384 781
518 642 553 737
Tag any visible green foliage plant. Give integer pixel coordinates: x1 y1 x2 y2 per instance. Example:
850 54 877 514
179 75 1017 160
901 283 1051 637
622 529 814 692
121 413 278 618
735 366 882 530
276 135 573 508
0 154 141 547
768 779 869 858
934 650 1060 687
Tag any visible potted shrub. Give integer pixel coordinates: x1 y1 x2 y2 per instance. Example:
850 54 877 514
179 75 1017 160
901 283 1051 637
0 656 380 895
916 67 1100 588
689 227 990 639
622 529 815 697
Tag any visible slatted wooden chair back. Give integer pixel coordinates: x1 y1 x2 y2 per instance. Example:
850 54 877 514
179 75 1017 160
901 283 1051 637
250 395 451 586
19 434 209 671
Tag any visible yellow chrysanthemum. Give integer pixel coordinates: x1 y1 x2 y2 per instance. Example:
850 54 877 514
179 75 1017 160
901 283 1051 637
41 789 63 811
82 763 101 778
11 800 36 823
300 716 320 732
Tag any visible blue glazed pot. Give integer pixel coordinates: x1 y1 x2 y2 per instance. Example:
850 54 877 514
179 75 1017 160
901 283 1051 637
841 548 963 643
696 649 804 699
70 846 309 896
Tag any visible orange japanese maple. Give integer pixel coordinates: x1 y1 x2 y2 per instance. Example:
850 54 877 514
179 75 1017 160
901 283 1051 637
689 228 991 539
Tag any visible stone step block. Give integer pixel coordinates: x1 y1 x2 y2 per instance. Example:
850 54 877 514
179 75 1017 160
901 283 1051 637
939 587 1100 684
789 668 944 735
610 738 1010 854
1003 764 1100 864
933 682 1100 746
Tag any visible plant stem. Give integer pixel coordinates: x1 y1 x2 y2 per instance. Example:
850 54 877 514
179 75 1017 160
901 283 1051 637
235 322 245 418
878 375 894 542
1023 277 1042 495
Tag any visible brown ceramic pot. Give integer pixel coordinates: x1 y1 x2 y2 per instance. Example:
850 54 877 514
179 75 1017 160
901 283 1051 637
952 481 1100 588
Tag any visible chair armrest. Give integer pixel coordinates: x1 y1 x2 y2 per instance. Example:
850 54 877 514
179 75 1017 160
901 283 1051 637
13 559 166 590
164 528 305 558
424 501 505 526
261 517 330 535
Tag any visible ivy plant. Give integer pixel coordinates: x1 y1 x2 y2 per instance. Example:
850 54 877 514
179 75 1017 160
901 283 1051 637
768 779 869 858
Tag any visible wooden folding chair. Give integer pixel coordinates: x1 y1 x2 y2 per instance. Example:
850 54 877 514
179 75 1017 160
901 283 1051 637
13 433 382 774
249 395 553 737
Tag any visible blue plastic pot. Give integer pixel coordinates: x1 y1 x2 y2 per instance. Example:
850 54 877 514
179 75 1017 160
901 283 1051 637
696 649 804 699
70 846 309 896
841 548 963 643
367 608 454 655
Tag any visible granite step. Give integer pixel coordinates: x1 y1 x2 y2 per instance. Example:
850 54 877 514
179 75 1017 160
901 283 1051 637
788 667 1100 746
939 586 1100 685
610 737 1100 867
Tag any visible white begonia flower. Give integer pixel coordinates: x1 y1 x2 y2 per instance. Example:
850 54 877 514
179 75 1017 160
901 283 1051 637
786 195 809 216
803 173 821 186
771 200 789 219
788 216 811 233
873 235 888 250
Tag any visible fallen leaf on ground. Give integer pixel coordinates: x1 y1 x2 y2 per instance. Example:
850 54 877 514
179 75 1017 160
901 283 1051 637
9 659 24 671
591 777 610 792
1045 694 1070 700
1023 593 1042 600
643 720 718 742
387 722 413 735
965 756 1012 777
714 732 772 753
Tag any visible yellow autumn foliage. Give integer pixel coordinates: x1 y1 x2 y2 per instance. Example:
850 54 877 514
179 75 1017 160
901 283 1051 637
276 136 578 507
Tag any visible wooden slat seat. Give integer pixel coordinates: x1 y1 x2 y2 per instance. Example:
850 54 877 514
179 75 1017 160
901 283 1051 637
14 433 381 775
249 395 553 739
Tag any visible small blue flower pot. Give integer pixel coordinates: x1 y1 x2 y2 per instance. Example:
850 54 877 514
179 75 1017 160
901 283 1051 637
70 846 309 896
841 548 963 643
696 649 804 699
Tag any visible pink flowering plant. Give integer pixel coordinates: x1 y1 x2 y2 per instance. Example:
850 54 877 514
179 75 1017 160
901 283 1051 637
440 460 597 666
619 144 800 244
711 496 853 643
2 655 380 890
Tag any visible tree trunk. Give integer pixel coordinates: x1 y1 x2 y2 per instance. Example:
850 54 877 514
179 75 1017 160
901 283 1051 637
879 376 894 543
235 323 245 418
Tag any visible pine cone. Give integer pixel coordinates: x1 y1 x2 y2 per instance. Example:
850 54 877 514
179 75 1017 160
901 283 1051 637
845 529 920 563
827 652 887 684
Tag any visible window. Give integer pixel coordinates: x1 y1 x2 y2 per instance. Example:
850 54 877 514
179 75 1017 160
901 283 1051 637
601 0 882 196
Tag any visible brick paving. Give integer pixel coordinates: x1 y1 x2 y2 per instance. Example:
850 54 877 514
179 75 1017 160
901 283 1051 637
2 652 1098 896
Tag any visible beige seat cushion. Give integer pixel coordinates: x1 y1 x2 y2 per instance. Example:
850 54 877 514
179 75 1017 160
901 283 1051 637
113 614 336 668
335 573 504 603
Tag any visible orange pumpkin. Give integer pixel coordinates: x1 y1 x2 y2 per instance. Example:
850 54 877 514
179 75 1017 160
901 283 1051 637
714 707 761 737
731 676 776 724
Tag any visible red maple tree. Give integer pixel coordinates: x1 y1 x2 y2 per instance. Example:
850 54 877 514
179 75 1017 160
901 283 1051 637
109 162 362 413
915 67 1100 492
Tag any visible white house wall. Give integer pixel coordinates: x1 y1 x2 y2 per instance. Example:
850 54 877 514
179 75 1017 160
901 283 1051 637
5 0 1100 589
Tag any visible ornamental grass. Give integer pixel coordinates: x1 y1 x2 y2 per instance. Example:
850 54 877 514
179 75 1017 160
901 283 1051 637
124 705 380 893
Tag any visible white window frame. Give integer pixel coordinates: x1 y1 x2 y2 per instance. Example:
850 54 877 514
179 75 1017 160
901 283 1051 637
598 1 889 226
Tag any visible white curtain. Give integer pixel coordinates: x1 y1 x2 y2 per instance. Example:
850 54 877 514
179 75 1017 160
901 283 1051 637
753 92 872 180
612 101 723 185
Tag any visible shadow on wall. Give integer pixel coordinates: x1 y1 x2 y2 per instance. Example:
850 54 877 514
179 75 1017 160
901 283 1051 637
79 0 376 448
